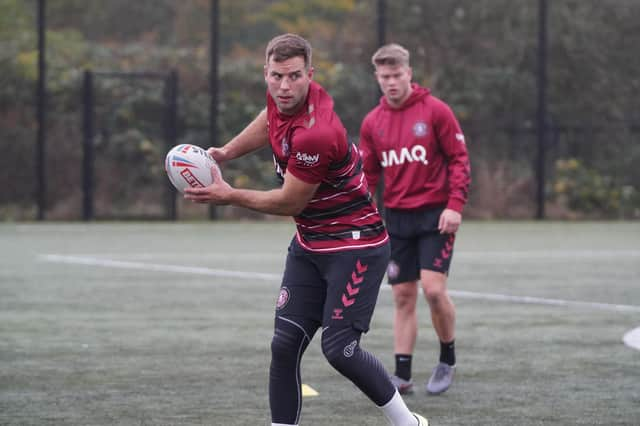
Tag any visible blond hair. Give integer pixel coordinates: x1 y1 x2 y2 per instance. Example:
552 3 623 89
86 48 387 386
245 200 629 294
371 43 410 67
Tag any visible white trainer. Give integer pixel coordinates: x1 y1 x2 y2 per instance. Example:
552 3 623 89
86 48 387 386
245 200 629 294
426 362 455 395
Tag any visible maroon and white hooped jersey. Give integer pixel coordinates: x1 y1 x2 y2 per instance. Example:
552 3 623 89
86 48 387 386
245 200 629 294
359 83 471 213
267 81 388 253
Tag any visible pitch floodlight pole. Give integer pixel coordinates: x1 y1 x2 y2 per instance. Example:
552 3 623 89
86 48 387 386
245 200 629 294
209 0 219 220
36 0 46 220
536 0 548 219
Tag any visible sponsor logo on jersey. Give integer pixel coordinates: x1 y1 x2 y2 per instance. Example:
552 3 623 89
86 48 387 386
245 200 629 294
413 121 428 137
456 133 466 144
295 151 320 167
352 230 361 240
380 145 428 167
276 287 290 310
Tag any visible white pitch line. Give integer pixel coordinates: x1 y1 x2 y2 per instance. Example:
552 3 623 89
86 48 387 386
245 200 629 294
40 254 640 313
448 290 640 313
40 254 281 281
623 327 640 351
457 250 640 259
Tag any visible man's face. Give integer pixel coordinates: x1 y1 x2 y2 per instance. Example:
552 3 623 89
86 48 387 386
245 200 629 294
375 63 412 108
264 56 313 115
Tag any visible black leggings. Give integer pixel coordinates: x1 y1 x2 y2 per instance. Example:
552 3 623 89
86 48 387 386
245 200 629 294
269 315 395 424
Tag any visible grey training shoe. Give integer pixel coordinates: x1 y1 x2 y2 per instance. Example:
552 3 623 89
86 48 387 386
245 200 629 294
389 374 414 395
413 412 429 425
426 362 455 394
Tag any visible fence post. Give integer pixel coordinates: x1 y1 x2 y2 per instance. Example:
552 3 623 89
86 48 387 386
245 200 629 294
164 70 178 221
208 0 219 220
82 70 94 221
36 0 47 220
536 0 548 219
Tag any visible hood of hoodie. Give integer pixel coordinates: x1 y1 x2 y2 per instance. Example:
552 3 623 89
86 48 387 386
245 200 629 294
379 83 431 111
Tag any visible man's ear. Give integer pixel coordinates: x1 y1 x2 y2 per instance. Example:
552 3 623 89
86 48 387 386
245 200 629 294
308 66 314 80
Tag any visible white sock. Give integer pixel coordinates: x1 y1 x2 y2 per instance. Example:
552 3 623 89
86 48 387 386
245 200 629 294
379 389 418 425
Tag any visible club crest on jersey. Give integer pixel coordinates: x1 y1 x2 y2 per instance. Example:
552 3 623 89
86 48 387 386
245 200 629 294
295 151 320 167
413 121 428 137
387 260 400 280
281 137 290 156
276 287 290 310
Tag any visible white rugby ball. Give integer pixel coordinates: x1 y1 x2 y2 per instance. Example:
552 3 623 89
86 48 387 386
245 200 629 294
165 144 218 193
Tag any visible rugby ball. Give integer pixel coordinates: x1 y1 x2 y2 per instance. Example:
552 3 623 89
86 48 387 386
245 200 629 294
165 144 218 193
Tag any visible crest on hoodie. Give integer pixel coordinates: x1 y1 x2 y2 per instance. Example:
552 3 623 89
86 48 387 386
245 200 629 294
413 121 428 137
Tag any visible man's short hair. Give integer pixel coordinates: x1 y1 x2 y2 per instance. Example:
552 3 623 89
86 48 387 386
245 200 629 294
371 43 410 67
265 33 312 68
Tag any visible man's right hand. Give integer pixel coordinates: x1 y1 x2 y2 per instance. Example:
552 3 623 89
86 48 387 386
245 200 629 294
183 163 231 205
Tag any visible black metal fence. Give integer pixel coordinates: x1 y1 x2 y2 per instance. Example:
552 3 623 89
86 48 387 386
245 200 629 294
81 70 179 221
7 0 638 221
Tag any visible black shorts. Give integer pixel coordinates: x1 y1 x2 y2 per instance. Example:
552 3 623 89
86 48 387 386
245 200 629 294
384 207 456 284
275 238 390 332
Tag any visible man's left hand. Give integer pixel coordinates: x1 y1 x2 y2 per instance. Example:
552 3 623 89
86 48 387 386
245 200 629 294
438 208 462 234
